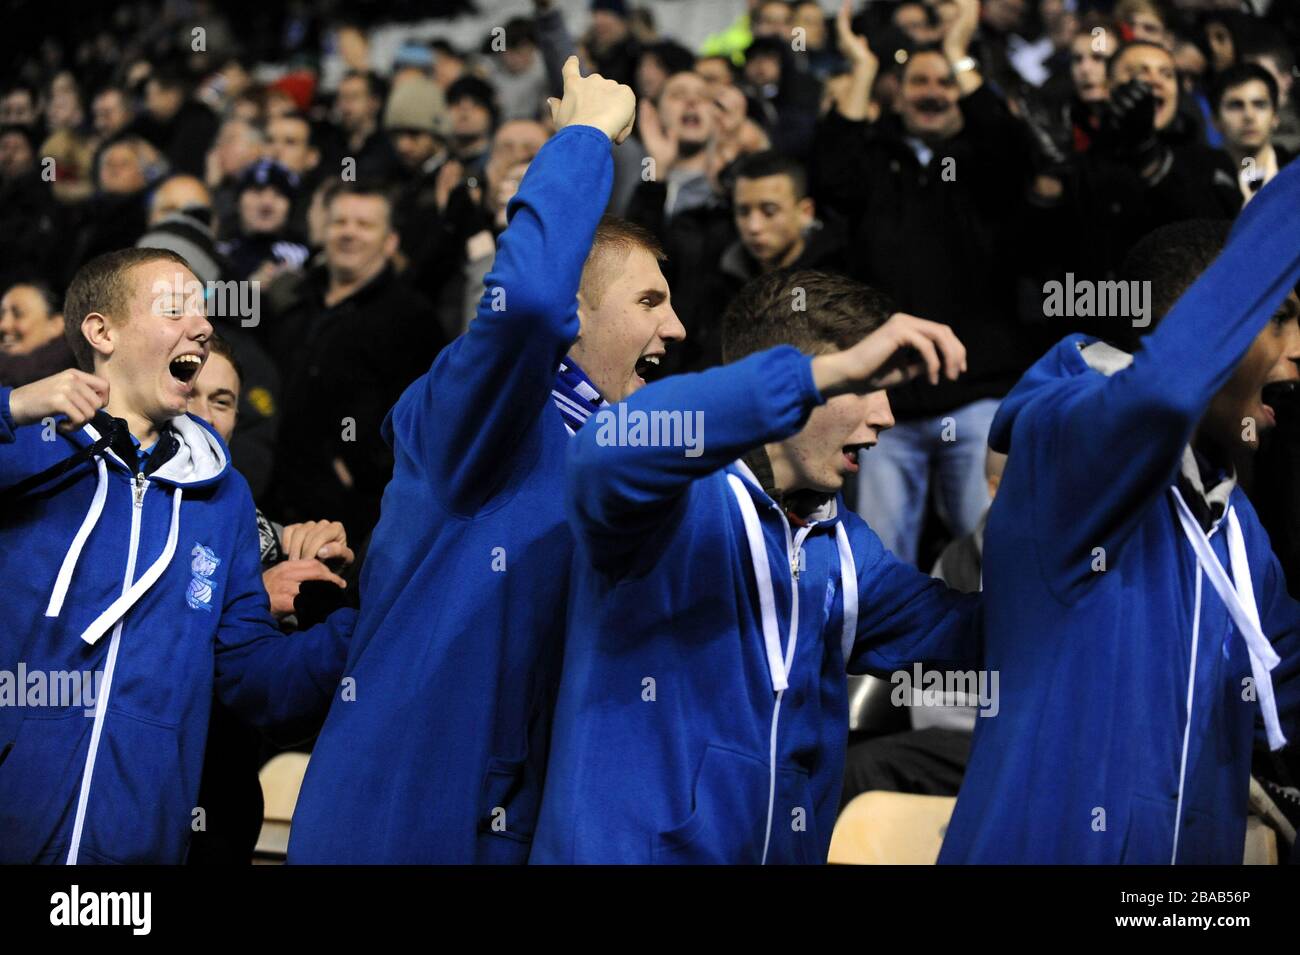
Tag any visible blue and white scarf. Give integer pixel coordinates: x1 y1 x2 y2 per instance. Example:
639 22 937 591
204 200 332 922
552 358 607 435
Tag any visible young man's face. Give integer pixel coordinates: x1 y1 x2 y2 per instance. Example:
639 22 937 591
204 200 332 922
1070 33 1111 102
1204 293 1300 451
1216 79 1277 154
900 52 963 141
0 285 62 356
336 76 378 133
92 260 213 425
772 388 895 495
573 246 686 403
187 350 240 444
238 185 291 235
752 0 793 39
449 96 492 141
267 116 318 174
733 173 812 270
1111 45 1178 130
659 72 714 147
325 193 397 284
92 90 130 139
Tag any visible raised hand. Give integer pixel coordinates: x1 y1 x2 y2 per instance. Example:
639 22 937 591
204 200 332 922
8 368 110 432
637 98 679 173
545 56 636 144
812 312 967 396
837 0 877 77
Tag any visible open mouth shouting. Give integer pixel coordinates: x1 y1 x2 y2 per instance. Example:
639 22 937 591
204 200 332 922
169 353 205 392
634 352 663 386
841 442 873 474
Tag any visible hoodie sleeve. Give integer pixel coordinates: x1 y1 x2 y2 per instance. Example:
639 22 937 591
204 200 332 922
843 514 983 675
0 387 96 493
385 125 614 517
567 345 823 568
1239 500 1300 746
1018 160 1300 601
213 488 356 729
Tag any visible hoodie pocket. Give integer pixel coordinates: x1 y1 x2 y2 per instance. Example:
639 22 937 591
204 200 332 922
653 745 771 864
80 711 190 864
1119 794 1179 864
0 710 91 863
475 757 539 864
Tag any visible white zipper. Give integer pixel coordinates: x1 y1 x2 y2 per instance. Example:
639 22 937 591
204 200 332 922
66 475 146 864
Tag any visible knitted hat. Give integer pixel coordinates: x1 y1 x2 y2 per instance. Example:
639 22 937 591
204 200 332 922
383 77 450 137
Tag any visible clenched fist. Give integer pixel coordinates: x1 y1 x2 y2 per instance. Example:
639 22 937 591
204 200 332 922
546 56 636 145
8 369 110 432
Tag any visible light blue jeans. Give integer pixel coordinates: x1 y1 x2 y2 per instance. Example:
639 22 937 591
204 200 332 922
854 398 1001 567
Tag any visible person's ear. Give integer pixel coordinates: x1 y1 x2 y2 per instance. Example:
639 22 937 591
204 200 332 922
81 311 114 362
575 290 590 340
798 196 814 226
50 311 65 334
383 229 400 259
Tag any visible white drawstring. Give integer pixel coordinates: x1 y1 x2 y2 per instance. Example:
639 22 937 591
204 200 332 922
1171 489 1287 750
79 487 184 646
727 466 860 864
46 455 109 618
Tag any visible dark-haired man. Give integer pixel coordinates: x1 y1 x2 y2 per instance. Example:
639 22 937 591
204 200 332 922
1211 63 1294 204
0 248 355 863
533 263 981 864
942 164 1300 864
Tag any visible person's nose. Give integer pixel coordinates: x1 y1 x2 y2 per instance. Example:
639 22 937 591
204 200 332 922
660 304 686 343
866 394 895 433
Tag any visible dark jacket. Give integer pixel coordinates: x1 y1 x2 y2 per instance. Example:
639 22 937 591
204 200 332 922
264 264 445 543
814 87 1038 418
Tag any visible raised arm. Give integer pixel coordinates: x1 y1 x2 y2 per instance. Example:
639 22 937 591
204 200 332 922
387 59 634 516
568 314 966 566
1019 160 1300 599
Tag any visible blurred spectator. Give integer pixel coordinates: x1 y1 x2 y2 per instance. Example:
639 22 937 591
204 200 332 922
636 41 695 102
584 0 640 87
265 183 448 543
45 71 84 133
267 111 323 237
431 39 467 91
894 1 945 48
1 83 41 128
148 174 213 228
816 5 1036 566
40 128 96 204
485 17 550 121
1243 35 1300 154
333 70 400 182
1113 0 1169 48
219 159 309 282
133 64 220 178
739 34 823 160
90 86 133 143
445 74 498 177
0 124 59 287
392 41 436 88
0 280 73 387
1211 63 1293 204
206 118 267 234
751 0 794 41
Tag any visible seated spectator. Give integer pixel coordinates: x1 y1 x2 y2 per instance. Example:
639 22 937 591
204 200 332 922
0 123 60 286
265 183 448 543
1211 63 1294 204
0 280 74 387
63 134 164 284
218 159 309 282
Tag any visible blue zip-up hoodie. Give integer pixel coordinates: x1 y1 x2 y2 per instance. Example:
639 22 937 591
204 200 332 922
287 125 614 864
939 161 1300 864
530 346 982 864
0 405 355 864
